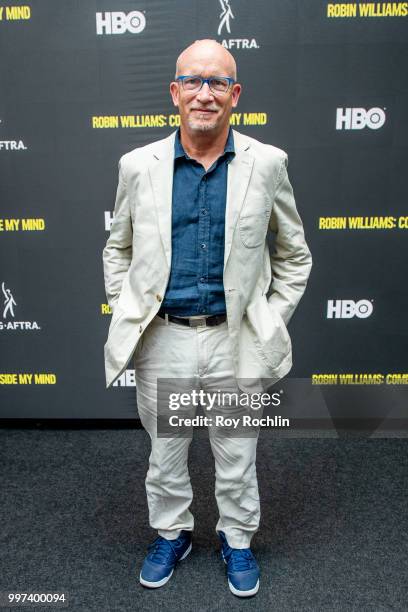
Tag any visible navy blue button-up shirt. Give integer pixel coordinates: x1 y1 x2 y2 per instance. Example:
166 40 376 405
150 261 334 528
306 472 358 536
160 127 235 316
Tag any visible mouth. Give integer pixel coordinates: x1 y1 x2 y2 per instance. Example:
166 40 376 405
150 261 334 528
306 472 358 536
191 108 217 114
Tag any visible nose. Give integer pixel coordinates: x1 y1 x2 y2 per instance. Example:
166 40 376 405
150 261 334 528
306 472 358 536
196 81 214 102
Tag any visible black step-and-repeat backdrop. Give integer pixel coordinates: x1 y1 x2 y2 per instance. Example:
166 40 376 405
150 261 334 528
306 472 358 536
1 1 407 419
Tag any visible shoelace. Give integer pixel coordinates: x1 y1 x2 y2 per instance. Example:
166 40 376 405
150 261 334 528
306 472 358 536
147 537 178 565
224 548 257 572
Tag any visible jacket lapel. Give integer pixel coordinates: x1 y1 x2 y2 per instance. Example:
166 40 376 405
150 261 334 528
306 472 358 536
149 131 177 269
224 130 254 271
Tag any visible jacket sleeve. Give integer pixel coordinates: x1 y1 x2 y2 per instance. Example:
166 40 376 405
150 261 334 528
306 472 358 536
267 153 312 326
102 158 133 311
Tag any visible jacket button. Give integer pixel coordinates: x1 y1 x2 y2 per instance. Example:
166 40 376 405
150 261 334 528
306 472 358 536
156 294 162 302
139 325 143 333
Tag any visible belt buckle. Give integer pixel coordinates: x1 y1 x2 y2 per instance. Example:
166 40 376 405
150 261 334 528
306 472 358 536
189 317 207 327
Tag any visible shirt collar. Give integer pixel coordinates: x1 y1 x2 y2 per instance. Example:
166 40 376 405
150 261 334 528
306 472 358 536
174 127 235 161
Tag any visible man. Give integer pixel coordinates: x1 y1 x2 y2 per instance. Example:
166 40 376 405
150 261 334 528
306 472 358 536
103 39 312 597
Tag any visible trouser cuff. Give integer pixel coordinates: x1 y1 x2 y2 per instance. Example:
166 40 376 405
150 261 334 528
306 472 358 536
157 528 183 540
218 529 255 549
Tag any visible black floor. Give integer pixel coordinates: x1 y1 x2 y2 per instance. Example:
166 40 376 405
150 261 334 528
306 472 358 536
1 429 407 611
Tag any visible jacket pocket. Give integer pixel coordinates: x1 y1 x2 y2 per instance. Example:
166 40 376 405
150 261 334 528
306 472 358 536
245 295 291 369
238 207 269 248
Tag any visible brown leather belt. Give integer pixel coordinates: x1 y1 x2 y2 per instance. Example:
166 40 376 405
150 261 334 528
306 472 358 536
157 311 227 327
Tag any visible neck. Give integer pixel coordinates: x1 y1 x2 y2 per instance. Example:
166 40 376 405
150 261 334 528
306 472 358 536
179 124 230 161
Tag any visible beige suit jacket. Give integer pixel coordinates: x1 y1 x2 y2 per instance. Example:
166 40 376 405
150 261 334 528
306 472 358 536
103 129 312 390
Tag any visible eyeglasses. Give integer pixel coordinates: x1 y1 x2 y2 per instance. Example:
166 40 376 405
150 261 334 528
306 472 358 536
176 75 236 94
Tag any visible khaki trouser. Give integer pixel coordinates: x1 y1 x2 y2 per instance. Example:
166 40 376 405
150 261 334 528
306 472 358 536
133 314 260 549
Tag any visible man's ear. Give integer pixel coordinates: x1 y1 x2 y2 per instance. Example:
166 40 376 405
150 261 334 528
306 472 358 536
231 83 242 108
170 82 180 107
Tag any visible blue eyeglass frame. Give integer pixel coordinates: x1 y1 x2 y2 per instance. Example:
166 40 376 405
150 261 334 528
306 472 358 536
176 75 236 93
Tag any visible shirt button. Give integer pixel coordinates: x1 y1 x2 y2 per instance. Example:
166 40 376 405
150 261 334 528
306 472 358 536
201 243 206 249
201 209 207 215
156 294 162 302
200 277 206 283
139 325 143 333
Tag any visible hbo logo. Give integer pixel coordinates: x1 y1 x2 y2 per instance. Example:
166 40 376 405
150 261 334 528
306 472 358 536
336 107 386 130
327 299 373 319
96 11 146 35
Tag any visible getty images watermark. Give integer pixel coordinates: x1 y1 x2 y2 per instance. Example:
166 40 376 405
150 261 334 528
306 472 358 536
152 377 408 438
167 388 287 428
156 377 289 438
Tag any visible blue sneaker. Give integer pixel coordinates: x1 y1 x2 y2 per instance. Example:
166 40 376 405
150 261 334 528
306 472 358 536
218 531 260 597
139 530 192 588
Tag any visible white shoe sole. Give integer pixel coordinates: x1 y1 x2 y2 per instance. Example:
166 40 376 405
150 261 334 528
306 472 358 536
139 542 192 588
222 554 260 597
228 577 259 597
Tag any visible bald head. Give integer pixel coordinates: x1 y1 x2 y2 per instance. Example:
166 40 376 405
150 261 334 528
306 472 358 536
175 39 237 80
